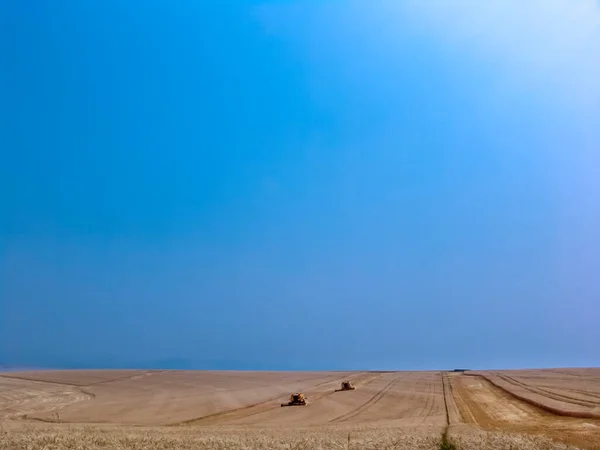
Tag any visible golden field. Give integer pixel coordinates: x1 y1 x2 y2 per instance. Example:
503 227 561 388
0 369 599 449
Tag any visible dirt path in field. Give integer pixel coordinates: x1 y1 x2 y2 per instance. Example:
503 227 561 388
451 374 600 449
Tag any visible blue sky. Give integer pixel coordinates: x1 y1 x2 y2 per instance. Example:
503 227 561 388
1 0 599 371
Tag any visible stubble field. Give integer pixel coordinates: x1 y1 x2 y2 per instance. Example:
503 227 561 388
1 369 599 449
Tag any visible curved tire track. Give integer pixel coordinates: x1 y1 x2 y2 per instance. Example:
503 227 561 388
498 374 600 408
0 371 163 388
468 373 600 420
453 373 600 450
560 387 600 402
176 373 367 426
330 374 399 423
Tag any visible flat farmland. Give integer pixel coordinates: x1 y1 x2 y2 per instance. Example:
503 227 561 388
1 370 356 425
477 369 600 417
449 370 600 449
1 369 600 449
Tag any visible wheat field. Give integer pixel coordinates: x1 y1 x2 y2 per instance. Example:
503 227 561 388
1 369 599 449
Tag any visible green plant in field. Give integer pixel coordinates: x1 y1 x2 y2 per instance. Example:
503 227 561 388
438 439 457 450
439 431 457 450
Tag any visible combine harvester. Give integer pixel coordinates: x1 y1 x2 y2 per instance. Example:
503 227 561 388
335 381 356 392
281 392 307 407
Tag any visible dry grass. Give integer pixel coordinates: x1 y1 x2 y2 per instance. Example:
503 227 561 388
448 424 579 450
1 423 589 450
0 423 441 450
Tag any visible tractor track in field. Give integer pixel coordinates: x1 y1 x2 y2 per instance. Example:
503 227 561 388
307 372 385 404
329 374 399 423
0 371 164 388
497 374 600 408
201 373 352 398
175 373 370 426
440 372 452 449
0 374 88 389
87 371 165 386
451 373 600 449
419 372 440 424
560 387 600 401
173 393 288 426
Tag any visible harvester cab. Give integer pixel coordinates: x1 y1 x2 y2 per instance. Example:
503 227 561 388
281 392 307 407
336 381 356 392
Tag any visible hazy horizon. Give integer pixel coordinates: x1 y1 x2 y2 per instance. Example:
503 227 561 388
2 0 599 372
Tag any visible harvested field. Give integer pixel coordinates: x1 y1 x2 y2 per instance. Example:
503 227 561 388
0 370 153 387
1 369 600 449
0 371 445 427
450 372 600 449
0 377 92 420
484 369 600 414
3 371 359 425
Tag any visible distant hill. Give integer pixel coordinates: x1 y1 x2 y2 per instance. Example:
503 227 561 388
0 366 47 372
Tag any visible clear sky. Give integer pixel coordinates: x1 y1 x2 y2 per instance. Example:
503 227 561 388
1 0 599 371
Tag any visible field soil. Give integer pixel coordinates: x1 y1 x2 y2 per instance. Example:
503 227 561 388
1 368 600 449
449 372 600 449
